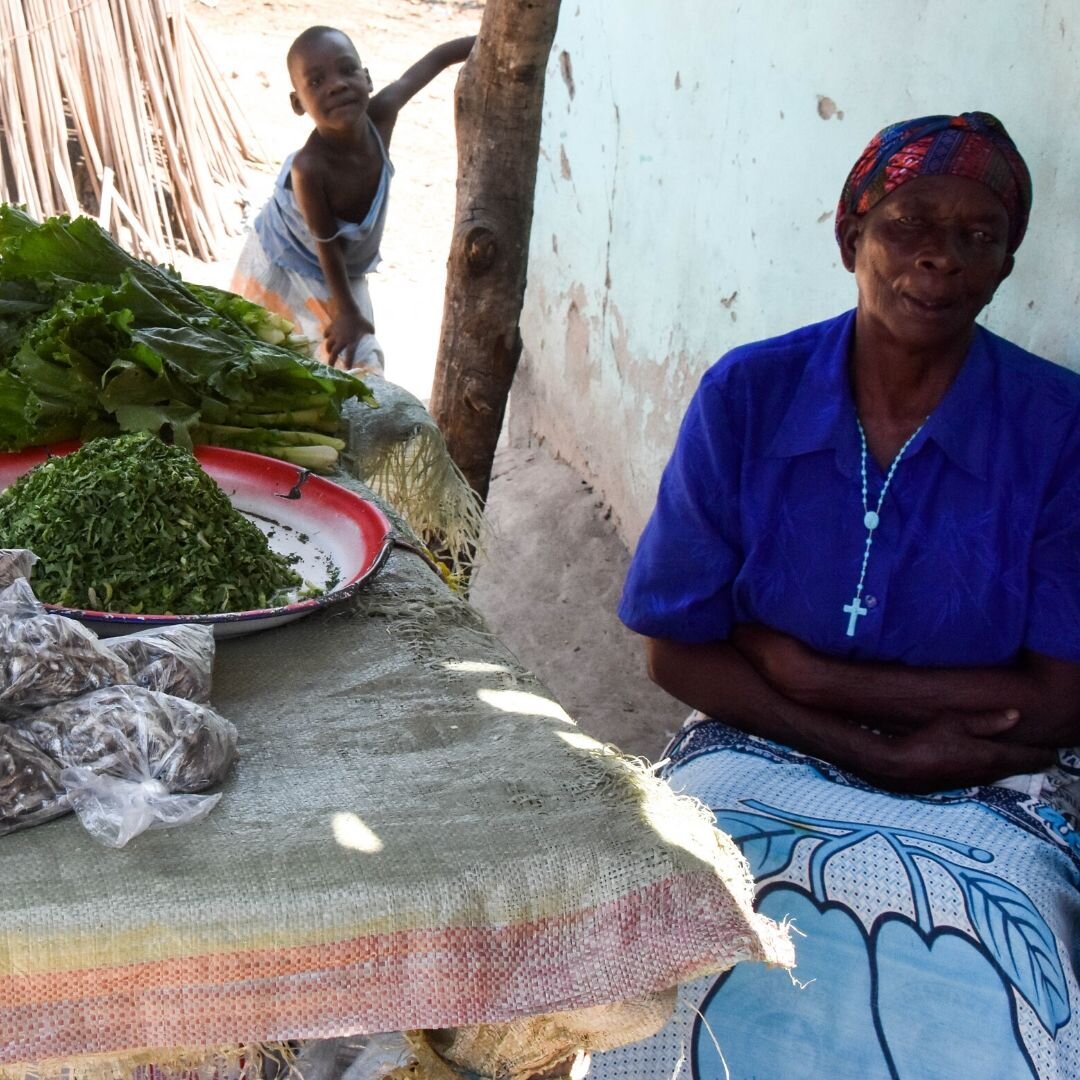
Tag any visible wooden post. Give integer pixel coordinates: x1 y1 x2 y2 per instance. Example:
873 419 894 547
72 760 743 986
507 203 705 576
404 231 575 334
429 0 562 505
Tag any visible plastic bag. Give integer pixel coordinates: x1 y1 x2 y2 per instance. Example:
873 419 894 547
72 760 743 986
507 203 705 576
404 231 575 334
21 684 238 847
103 623 216 702
60 769 222 848
24 684 237 790
0 577 131 719
0 548 38 587
0 722 69 835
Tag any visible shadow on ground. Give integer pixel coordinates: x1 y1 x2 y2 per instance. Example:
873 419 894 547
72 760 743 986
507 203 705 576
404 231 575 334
469 442 687 761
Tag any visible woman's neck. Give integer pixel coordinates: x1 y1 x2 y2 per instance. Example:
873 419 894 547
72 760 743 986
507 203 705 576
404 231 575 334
849 323 973 466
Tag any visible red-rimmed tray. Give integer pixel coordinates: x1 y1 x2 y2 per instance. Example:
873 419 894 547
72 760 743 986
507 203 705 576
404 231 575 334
0 442 393 638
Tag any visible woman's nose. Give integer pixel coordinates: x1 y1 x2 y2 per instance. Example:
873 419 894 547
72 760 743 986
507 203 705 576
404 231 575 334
916 228 963 273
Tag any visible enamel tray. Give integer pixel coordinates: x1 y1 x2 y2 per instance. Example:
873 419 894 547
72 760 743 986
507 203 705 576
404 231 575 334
0 442 393 638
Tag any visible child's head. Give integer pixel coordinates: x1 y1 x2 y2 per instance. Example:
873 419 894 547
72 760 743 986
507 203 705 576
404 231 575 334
286 26 374 129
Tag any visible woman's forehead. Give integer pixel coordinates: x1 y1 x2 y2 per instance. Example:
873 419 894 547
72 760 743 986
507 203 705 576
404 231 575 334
874 174 1010 222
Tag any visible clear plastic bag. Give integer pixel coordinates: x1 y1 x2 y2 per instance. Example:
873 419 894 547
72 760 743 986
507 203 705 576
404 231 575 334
21 684 238 847
0 548 38 587
60 769 222 848
103 623 216 702
0 722 69 835
0 577 131 719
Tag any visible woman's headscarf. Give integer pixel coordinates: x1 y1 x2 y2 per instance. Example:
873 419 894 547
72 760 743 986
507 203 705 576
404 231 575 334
835 112 1032 253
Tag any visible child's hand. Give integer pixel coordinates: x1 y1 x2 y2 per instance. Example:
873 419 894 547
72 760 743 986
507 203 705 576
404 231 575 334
324 309 375 368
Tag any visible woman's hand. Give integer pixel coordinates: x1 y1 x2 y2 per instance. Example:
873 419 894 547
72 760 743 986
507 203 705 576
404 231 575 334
862 710 1055 793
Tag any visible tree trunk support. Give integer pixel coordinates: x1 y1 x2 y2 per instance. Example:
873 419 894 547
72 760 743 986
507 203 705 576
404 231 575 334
429 0 561 506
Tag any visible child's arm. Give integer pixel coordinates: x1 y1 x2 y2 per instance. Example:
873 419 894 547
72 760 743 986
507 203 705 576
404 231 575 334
368 36 476 131
290 156 375 368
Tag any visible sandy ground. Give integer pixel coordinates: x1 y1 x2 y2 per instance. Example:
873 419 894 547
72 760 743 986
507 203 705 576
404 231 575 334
185 0 683 759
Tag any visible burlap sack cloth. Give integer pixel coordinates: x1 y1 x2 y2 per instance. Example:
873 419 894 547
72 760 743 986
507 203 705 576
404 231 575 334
0 474 791 1080
342 377 485 583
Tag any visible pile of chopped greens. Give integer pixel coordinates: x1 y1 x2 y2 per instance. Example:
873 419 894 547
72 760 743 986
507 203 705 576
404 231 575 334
0 205 375 471
0 432 303 614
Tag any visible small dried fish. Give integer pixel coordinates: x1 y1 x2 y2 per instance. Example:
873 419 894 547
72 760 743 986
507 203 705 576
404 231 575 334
103 623 216 703
0 723 69 835
0 579 131 719
22 684 237 793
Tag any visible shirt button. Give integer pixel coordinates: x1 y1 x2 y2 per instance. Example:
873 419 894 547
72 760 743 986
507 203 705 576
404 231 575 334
865 595 878 608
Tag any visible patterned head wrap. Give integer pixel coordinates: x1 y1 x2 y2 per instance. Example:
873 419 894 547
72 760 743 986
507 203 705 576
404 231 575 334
835 111 1032 253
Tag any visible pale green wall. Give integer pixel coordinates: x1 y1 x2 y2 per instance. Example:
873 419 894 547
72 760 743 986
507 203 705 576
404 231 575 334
515 0 1080 544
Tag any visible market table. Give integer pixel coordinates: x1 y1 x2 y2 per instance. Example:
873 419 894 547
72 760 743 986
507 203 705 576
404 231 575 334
0 445 791 1080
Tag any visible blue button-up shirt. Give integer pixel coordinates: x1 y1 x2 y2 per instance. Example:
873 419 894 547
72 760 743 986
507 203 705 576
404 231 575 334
619 310 1080 666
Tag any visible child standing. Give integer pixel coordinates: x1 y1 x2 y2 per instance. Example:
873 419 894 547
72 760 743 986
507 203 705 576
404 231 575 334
231 26 475 372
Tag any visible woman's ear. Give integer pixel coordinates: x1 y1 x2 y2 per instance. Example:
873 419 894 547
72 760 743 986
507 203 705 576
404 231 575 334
290 91 305 117
836 213 861 273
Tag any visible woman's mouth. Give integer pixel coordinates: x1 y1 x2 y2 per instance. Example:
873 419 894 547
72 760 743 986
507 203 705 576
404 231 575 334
903 293 956 314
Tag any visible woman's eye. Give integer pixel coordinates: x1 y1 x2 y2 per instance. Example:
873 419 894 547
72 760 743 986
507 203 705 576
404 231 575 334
970 229 997 244
896 216 924 227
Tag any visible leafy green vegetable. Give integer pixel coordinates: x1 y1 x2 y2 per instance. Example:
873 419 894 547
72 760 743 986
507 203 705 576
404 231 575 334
0 206 376 470
184 281 313 353
0 432 303 614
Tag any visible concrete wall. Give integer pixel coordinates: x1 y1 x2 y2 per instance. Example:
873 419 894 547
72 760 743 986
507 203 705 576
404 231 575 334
513 0 1080 545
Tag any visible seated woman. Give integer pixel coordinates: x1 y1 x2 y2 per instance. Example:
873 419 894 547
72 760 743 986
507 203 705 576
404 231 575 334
590 113 1080 1079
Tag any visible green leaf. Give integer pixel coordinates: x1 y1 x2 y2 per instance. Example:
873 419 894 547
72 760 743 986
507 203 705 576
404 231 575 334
0 206 372 453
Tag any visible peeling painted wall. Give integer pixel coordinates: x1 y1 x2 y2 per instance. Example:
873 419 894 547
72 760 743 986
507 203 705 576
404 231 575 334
514 0 1080 545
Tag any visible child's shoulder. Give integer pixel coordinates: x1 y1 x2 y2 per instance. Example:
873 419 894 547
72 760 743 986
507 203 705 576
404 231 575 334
289 132 335 179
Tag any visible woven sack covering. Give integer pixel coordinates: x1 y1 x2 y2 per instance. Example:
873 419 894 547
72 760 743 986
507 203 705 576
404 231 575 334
0 477 791 1079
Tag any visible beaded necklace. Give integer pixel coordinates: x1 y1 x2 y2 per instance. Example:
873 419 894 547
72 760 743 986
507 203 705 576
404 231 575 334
842 418 926 637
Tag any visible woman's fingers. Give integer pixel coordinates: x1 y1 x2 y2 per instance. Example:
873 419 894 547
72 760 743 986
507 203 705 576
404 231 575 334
960 708 1021 737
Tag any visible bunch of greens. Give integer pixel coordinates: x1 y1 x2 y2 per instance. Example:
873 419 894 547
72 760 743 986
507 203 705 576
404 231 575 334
185 281 312 352
0 432 303 614
0 205 375 471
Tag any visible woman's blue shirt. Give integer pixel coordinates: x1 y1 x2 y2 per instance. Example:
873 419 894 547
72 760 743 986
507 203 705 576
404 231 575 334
619 310 1080 666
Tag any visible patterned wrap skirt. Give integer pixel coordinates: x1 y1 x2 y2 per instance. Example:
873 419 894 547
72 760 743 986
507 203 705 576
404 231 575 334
590 720 1080 1079
230 230 385 375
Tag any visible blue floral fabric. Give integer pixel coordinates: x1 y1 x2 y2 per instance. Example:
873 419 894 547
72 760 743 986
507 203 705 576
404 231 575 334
589 723 1080 1079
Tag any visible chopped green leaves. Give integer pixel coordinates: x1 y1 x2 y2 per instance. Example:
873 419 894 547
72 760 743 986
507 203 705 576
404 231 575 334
0 433 303 614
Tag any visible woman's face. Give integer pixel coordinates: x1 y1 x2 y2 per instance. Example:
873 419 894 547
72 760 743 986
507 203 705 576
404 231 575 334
840 174 1014 355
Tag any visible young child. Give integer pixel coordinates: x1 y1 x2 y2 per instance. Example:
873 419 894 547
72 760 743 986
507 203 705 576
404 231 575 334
231 26 475 372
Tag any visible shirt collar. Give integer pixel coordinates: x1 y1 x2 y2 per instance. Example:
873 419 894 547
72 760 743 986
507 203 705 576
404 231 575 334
767 310 992 481
919 327 992 480
767 309 858 460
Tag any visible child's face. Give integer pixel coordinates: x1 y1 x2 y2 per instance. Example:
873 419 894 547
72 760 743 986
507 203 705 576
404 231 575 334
289 32 373 130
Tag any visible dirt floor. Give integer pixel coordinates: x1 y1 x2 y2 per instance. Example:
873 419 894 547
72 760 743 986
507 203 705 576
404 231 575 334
185 0 684 760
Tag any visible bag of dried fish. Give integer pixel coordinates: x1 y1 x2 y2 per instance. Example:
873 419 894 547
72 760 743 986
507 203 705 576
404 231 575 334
0 723 69 836
103 623 216 702
0 548 37 587
20 684 238 847
22 684 237 792
0 577 131 719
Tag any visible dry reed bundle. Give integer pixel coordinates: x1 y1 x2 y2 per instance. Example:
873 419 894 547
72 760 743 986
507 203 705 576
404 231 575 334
0 0 263 261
